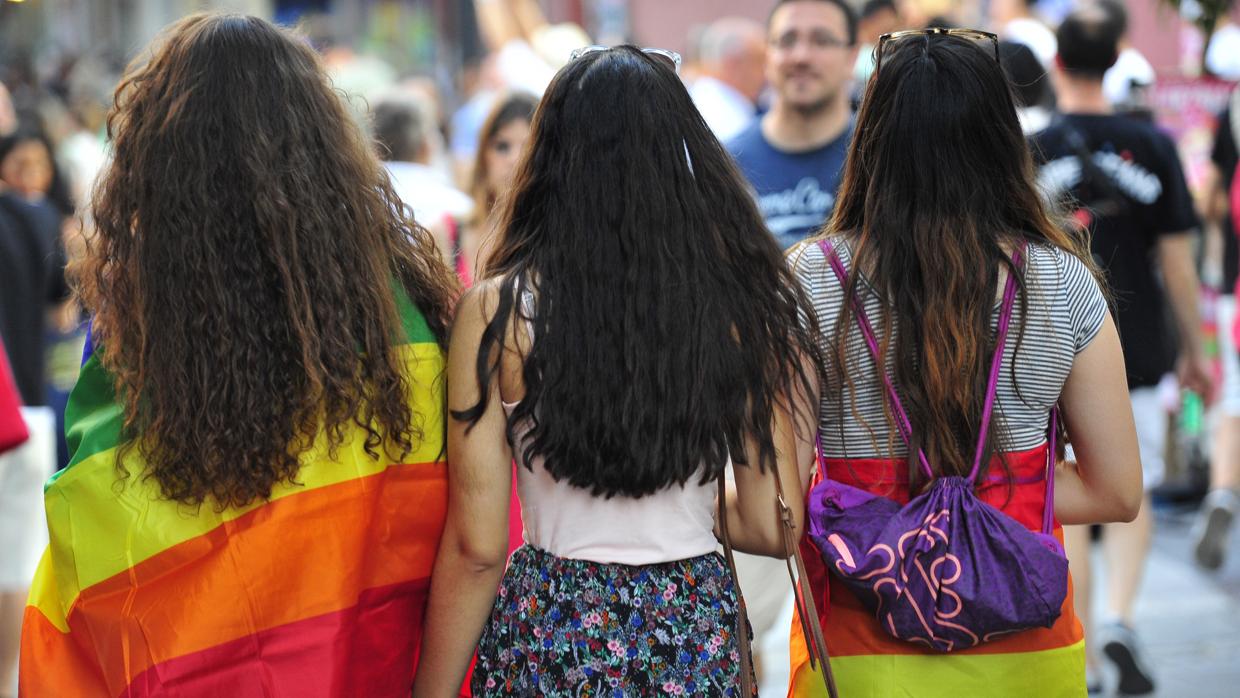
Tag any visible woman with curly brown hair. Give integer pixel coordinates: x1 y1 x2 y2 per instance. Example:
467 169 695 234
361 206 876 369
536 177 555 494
19 14 458 698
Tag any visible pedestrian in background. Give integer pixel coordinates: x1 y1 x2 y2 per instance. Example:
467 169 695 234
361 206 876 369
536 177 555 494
688 16 766 143
724 0 858 684
1193 86 1240 572
413 44 822 696
453 92 537 287
1035 6 1210 694
0 124 68 698
728 0 858 250
19 14 458 697
787 26 1141 696
372 89 475 267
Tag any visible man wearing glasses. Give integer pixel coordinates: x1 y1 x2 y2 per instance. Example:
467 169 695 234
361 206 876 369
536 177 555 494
727 0 859 251
723 1 858 689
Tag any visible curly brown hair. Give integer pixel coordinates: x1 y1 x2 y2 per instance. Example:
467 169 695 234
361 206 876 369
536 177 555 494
76 13 459 508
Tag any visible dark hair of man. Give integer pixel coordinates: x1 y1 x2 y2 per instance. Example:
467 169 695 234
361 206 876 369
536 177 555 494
468 92 539 226
770 0 859 46
924 16 959 29
458 46 823 498
824 33 1099 486
372 94 429 163
79 14 459 508
860 0 897 22
1096 0 1129 38
999 40 1051 109
1056 5 1121 80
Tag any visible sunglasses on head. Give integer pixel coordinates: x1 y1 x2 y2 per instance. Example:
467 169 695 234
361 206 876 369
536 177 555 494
569 45 683 74
874 28 1000 74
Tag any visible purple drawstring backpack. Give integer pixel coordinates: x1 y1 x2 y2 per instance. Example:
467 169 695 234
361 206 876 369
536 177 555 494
806 239 1069 652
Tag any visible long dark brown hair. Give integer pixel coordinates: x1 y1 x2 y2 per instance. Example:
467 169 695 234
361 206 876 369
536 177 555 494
824 33 1097 486
457 46 823 498
77 14 458 508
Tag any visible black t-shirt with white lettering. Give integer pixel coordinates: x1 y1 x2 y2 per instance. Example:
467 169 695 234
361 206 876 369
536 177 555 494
1033 113 1200 388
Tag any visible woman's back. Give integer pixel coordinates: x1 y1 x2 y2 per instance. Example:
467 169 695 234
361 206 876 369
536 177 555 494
414 45 822 697
19 14 458 698
793 238 1108 462
507 400 717 565
786 27 1142 698
788 237 1109 697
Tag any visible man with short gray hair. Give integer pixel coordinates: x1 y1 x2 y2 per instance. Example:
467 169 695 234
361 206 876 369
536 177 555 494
689 16 767 143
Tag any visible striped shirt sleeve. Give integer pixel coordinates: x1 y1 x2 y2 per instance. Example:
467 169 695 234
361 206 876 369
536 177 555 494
1052 246 1109 354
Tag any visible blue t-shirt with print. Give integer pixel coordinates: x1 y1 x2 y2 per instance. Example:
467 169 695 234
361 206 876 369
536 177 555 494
726 120 853 249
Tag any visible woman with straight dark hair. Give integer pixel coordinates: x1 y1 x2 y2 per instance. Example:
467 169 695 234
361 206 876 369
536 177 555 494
413 45 822 695
786 30 1142 696
20 14 458 697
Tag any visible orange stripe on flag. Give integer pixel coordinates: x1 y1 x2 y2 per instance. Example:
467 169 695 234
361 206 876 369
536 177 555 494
23 463 446 697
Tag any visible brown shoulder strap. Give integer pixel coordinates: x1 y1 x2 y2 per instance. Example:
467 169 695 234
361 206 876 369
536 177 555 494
718 466 839 698
770 459 839 698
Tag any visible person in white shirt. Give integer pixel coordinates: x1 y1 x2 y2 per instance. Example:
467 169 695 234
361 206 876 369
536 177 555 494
1098 0 1155 108
992 0 1057 67
689 17 767 143
371 92 473 252
1207 20 1240 81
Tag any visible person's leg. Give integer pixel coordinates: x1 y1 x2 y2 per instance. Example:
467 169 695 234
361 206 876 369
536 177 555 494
0 590 22 696
1095 387 1163 695
0 407 54 698
1196 298 1240 569
1064 524 1099 692
1101 494 1154 624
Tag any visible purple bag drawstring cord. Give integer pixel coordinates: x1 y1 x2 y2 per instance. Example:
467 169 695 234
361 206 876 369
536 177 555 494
816 239 1057 536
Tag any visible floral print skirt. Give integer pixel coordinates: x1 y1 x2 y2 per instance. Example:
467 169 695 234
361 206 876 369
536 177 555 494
472 545 754 696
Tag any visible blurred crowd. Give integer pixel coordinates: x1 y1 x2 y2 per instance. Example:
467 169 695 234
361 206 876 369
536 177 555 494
2 0 1240 695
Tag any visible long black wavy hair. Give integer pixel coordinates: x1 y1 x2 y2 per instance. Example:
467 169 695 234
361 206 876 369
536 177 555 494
456 45 823 498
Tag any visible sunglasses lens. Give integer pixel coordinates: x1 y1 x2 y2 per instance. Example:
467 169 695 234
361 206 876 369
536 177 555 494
645 50 680 73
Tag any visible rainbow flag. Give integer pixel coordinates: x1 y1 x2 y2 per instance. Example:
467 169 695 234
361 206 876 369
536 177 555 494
19 293 448 697
789 448 1087 698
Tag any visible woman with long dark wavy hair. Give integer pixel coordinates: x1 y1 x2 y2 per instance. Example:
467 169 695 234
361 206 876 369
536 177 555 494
19 14 458 698
413 46 822 695
785 30 1142 697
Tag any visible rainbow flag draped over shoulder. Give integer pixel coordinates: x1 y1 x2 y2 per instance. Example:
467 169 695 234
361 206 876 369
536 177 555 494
20 293 448 698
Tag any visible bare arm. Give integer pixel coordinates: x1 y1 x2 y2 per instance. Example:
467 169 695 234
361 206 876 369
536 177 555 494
1159 232 1213 401
509 0 551 40
412 283 513 697
475 0 549 49
474 0 523 50
720 377 818 557
1055 313 1142 524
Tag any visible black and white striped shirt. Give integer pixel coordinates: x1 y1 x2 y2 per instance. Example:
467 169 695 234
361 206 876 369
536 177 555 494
788 237 1110 459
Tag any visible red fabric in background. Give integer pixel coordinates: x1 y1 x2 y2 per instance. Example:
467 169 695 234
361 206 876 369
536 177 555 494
0 337 28 454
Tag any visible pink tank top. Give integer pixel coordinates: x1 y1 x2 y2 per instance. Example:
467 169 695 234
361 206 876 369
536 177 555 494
502 400 718 566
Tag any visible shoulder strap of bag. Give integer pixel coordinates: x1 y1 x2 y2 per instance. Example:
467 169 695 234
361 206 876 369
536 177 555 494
718 464 839 698
817 238 1021 486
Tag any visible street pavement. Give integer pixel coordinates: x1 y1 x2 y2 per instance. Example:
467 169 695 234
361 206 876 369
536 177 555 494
1098 502 1240 698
